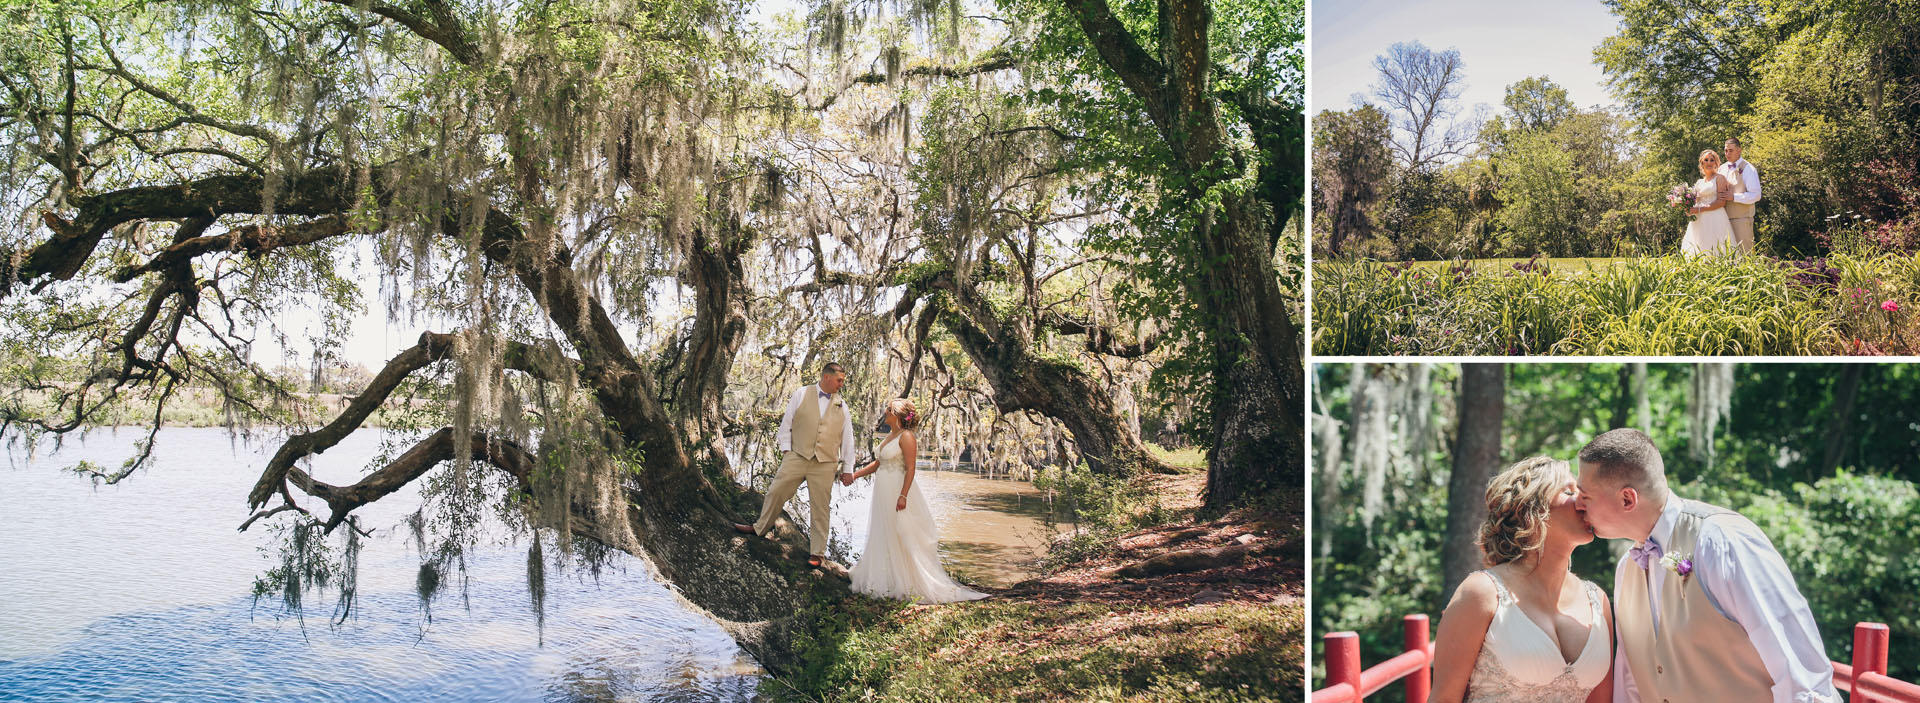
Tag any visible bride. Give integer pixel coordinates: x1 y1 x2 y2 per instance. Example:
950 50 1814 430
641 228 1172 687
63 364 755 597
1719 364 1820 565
1429 457 1613 703
844 398 986 603
1680 149 1738 256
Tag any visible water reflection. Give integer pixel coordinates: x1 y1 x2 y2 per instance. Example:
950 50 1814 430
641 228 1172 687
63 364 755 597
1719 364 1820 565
0 428 759 702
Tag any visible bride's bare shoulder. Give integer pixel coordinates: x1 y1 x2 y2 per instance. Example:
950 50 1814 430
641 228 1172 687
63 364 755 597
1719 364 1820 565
1445 569 1500 615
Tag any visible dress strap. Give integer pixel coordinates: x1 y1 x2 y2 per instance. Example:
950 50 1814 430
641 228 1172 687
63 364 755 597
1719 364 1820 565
1481 569 1515 605
1583 580 1603 621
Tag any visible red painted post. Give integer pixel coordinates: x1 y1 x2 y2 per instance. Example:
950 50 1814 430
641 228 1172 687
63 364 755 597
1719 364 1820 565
1327 631 1364 702
1404 615 1432 703
1853 623 1892 703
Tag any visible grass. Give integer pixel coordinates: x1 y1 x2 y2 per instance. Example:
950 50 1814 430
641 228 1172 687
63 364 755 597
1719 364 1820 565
1148 443 1208 471
1312 252 1920 355
770 472 1303 703
1399 257 1631 272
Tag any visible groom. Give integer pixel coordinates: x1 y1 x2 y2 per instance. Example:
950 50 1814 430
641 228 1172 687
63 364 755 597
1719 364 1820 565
734 362 856 568
1575 428 1835 703
1719 137 1763 253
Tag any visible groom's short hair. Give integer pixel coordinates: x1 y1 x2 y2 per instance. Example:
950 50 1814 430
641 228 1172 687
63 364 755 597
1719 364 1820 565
1578 428 1667 495
821 361 845 377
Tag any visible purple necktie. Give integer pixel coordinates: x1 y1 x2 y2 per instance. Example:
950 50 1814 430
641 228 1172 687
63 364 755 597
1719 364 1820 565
1629 537 1664 569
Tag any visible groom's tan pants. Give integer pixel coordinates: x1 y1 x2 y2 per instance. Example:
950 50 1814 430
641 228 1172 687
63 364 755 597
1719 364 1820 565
1730 216 1755 254
752 450 839 555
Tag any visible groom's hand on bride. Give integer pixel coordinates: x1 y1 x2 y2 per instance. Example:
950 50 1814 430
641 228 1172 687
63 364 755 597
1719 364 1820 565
839 473 855 486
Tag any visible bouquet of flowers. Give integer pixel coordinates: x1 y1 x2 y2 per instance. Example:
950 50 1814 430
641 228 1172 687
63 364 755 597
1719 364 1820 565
1666 184 1697 208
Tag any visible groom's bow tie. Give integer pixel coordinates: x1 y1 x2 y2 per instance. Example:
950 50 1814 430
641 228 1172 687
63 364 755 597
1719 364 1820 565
1629 538 1664 569
818 390 831 398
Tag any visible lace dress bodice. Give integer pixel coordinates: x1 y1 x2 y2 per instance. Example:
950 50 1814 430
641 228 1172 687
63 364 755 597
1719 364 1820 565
1694 177 1721 207
876 432 906 473
1463 570 1610 703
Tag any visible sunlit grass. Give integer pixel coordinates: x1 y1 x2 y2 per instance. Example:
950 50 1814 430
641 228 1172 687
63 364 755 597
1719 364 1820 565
1312 254 1920 355
777 597 1300 703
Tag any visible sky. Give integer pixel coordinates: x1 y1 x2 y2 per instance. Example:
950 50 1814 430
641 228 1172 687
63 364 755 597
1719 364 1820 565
1312 0 1624 119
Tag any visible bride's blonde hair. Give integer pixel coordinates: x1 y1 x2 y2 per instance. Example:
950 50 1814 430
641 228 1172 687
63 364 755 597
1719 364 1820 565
1478 456 1569 566
1699 149 1722 169
886 398 920 430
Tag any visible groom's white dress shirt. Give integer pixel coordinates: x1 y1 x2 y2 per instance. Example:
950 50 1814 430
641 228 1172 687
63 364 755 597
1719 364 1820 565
1719 159 1763 205
775 385 856 475
1613 498 1837 703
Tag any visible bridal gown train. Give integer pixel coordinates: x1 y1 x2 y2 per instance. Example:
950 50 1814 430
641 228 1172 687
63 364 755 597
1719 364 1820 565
1680 176 1737 255
847 434 988 603
1463 570 1610 703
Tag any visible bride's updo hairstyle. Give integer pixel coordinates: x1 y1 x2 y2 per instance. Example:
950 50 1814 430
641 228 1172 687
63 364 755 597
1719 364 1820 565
886 398 920 430
1478 456 1569 567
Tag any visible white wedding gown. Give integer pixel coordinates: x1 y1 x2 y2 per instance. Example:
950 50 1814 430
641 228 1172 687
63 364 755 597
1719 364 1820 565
1463 570 1609 703
847 434 988 603
1680 176 1736 255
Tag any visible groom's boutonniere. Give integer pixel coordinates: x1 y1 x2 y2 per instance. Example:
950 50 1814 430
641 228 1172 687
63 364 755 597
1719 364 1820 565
1660 552 1695 583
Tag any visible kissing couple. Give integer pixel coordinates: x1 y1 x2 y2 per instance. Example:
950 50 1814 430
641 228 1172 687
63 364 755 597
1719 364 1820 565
733 362 985 603
1428 428 1835 703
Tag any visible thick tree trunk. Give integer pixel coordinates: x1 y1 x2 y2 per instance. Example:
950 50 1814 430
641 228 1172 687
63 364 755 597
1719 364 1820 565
670 221 754 473
1199 194 1305 508
1441 363 1504 605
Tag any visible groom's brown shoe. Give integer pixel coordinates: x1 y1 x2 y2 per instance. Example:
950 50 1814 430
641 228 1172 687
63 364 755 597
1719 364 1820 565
732 523 757 535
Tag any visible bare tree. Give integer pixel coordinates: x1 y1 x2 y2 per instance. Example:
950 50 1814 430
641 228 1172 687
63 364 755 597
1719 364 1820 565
1370 41 1474 170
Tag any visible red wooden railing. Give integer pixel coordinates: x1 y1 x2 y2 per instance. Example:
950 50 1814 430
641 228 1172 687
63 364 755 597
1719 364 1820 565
1314 618 1920 703
1836 623 1920 703
1314 615 1434 703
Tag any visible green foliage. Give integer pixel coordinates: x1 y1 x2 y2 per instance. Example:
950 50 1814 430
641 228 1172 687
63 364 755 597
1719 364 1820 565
996 0 1305 435
1692 472 1920 682
1033 460 1145 568
1311 254 1920 355
1492 128 1584 256
1313 106 1392 256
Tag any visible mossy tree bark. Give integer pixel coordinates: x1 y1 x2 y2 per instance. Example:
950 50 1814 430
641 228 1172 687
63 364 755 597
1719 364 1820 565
1059 0 1306 508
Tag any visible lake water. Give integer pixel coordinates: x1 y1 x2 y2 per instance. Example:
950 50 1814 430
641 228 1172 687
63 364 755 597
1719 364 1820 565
0 427 1066 701
0 428 757 702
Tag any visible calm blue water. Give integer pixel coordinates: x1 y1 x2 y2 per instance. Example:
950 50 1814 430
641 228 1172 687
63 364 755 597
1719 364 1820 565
0 428 761 702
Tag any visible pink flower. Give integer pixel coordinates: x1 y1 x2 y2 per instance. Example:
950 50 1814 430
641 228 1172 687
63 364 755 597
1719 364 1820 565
1883 300 1901 312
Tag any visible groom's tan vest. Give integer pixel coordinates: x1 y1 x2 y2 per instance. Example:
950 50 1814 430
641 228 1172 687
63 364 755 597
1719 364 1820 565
1724 162 1757 220
789 384 846 463
1614 499 1774 703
